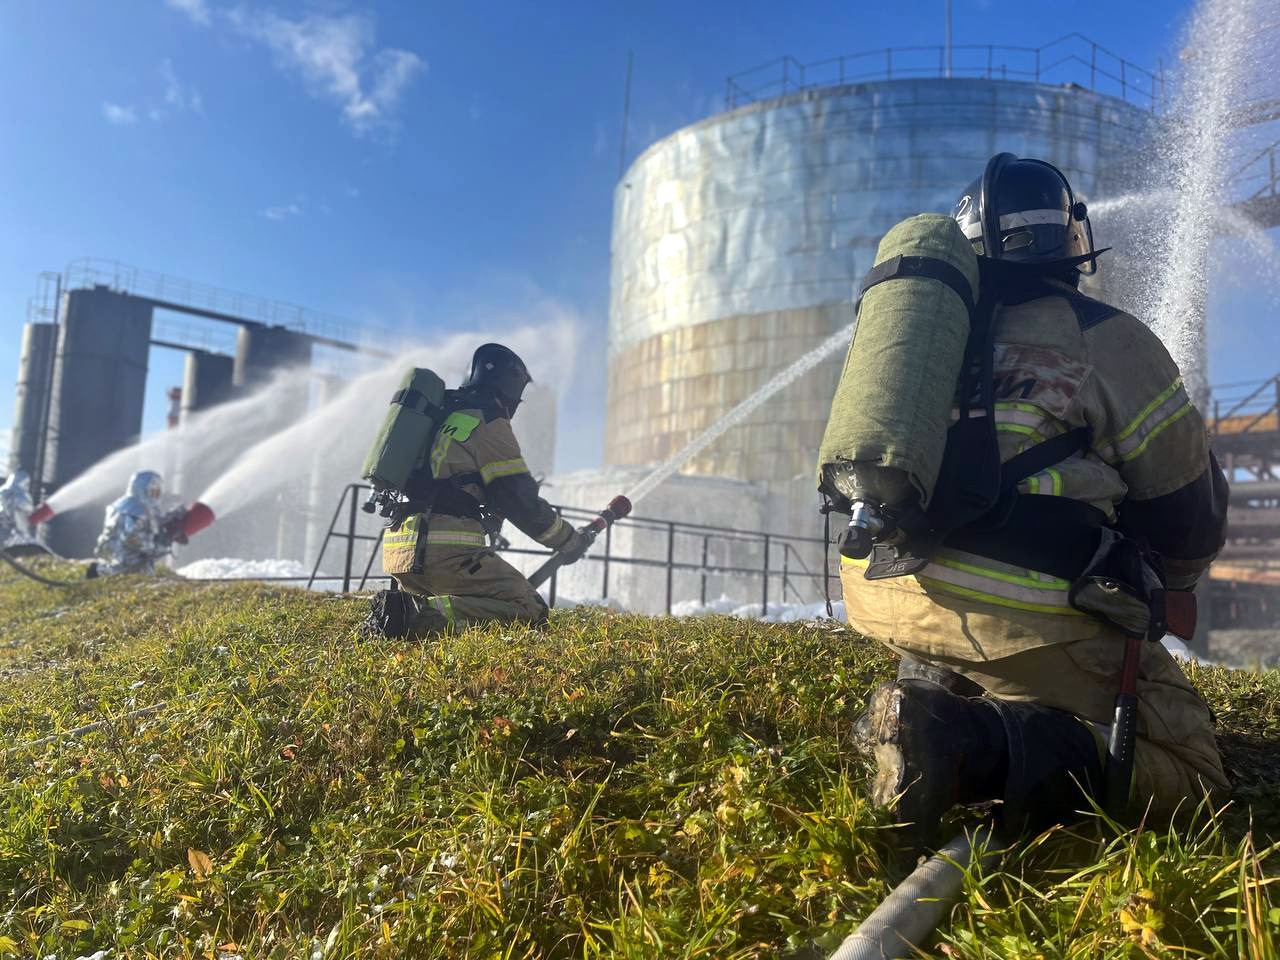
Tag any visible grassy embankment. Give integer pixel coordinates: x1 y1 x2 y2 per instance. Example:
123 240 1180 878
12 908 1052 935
0 557 1277 958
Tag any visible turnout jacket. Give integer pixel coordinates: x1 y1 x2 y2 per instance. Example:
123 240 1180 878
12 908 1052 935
383 393 575 574
842 280 1229 658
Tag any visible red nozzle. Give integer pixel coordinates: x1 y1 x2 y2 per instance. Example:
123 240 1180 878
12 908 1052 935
585 495 634 535
29 503 55 527
180 502 216 538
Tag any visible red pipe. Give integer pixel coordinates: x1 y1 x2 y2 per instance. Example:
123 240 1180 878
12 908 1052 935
180 502 216 538
29 503 55 527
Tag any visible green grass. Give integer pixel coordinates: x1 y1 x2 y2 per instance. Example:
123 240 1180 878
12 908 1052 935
0 557 1276 958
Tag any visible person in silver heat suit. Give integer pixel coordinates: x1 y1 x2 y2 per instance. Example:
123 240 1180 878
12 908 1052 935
0 469 36 549
93 471 185 576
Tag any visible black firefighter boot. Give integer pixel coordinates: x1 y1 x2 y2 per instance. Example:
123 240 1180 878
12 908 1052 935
361 587 448 640
856 679 1008 859
985 696 1106 837
896 656 985 697
856 680 1105 862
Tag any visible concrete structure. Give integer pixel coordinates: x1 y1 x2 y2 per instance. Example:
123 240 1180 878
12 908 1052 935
10 260 380 559
233 325 313 390
605 77 1154 550
9 322 58 484
43 288 153 554
181 351 235 420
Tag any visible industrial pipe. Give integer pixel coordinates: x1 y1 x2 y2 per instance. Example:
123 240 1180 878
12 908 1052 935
827 827 1001 960
528 495 631 588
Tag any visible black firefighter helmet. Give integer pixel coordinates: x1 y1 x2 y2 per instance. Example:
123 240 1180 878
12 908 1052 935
462 343 533 413
953 153 1102 275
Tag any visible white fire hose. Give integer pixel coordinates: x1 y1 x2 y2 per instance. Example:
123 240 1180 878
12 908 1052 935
827 827 1003 960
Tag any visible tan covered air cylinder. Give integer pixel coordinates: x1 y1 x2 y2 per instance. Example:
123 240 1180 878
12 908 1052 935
818 214 979 510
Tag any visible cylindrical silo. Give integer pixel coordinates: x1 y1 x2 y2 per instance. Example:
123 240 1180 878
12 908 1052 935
233 325 313 390
606 78 1153 546
44 286 154 556
181 350 235 420
9 322 59 485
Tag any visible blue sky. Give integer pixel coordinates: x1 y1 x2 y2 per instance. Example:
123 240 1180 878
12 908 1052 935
1 0 1276 472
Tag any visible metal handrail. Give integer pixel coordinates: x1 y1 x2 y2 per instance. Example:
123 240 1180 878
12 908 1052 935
724 32 1162 111
306 483 840 615
62 257 379 348
1226 138 1280 198
1209 375 1280 432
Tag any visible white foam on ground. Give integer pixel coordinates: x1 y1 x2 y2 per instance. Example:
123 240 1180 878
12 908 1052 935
552 592 845 623
177 557 312 581
1161 633 1218 666
671 595 845 623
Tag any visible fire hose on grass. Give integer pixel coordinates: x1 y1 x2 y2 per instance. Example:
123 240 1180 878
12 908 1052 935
11 501 218 586
827 826 1004 960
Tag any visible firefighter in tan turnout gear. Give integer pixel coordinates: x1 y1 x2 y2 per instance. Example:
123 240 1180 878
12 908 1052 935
819 153 1229 858
365 344 588 638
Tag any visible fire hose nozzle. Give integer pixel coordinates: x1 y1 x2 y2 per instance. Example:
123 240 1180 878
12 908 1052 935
29 503 55 527
180 502 216 539
585 495 633 535
602 495 632 523
527 493 632 589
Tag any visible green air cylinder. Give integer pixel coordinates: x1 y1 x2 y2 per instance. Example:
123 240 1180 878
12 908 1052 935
361 368 447 493
818 213 979 511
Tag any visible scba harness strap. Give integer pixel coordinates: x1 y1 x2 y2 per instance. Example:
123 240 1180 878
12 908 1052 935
853 256 1112 590
391 387 445 420
855 254 976 314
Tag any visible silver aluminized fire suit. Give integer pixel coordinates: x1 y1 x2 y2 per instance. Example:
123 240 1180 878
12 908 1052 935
94 471 182 576
0 470 36 548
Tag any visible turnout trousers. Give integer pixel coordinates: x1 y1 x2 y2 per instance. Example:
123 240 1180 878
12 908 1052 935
841 562 1229 818
394 540 548 631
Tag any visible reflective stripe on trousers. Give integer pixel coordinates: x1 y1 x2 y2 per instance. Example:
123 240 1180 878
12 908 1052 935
423 529 486 548
426 594 455 625
842 552 1086 617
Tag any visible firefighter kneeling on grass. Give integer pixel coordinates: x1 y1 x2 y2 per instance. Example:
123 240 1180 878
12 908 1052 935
364 344 589 639
819 153 1229 861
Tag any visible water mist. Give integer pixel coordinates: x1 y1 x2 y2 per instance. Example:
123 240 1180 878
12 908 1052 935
197 319 580 522
1138 0 1269 399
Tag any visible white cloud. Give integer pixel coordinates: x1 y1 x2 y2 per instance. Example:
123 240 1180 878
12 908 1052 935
165 0 211 25
103 61 202 126
102 102 139 125
160 58 203 114
261 202 303 220
227 7 424 134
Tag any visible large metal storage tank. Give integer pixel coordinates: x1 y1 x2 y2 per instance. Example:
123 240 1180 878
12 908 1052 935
605 77 1153 545
9 322 59 482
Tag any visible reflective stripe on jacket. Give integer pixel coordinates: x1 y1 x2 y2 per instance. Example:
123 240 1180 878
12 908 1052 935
842 285 1218 654
382 400 566 575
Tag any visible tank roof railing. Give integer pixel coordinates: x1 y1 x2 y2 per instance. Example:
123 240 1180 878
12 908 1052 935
61 257 370 349
724 33 1165 113
1227 137 1280 201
